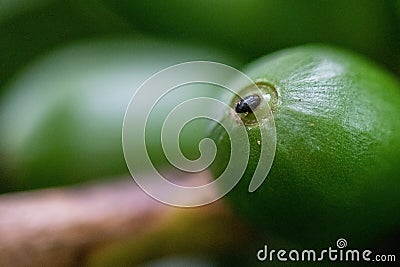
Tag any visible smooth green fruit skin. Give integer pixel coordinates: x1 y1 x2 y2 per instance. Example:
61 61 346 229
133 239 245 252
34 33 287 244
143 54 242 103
0 37 242 192
210 45 400 248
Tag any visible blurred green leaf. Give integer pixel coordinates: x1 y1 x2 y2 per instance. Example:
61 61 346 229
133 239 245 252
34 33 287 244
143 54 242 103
100 0 400 73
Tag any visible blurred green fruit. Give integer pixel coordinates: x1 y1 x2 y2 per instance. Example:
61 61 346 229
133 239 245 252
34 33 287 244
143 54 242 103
0 37 243 192
99 0 398 71
210 45 400 247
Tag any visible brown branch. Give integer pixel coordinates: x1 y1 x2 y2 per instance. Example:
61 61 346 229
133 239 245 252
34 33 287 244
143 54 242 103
0 171 254 267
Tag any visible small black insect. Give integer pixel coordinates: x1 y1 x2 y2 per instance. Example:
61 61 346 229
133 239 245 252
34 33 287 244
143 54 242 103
235 94 261 113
